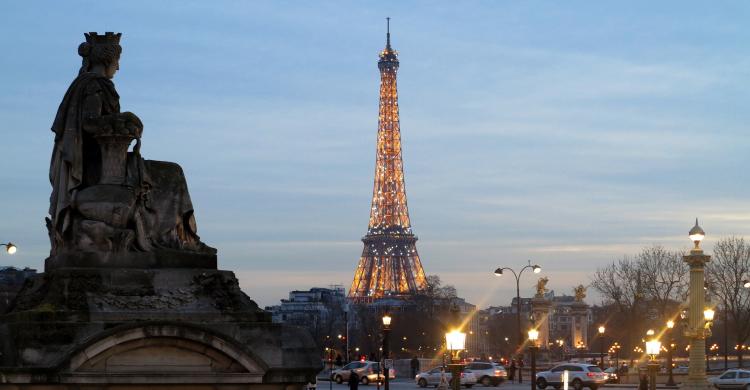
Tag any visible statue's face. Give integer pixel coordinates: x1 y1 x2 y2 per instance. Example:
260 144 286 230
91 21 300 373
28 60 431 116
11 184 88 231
105 56 120 79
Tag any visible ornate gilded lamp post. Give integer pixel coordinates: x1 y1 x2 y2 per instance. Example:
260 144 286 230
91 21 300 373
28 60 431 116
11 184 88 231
529 328 539 390
382 315 392 390
446 330 466 390
2 243 16 255
493 260 541 352
645 332 662 390
683 220 712 390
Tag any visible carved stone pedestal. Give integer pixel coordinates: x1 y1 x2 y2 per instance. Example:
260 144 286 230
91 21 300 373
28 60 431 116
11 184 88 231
0 264 321 388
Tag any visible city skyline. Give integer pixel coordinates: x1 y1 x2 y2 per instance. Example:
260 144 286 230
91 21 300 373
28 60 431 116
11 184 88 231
1 2 750 308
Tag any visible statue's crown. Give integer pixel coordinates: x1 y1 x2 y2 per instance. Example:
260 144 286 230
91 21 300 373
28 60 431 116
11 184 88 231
84 32 122 45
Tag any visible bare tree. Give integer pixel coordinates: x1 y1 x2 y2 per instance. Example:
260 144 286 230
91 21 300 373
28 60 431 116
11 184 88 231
638 245 689 316
706 236 750 367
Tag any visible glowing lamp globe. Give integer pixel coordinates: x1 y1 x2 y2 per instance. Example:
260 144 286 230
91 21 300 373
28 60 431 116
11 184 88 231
646 340 662 357
494 268 503 276
704 308 715 322
743 280 750 289
667 320 674 329
528 329 539 342
5 243 16 255
689 219 705 248
382 315 392 327
445 330 466 352
598 326 605 334
532 264 541 274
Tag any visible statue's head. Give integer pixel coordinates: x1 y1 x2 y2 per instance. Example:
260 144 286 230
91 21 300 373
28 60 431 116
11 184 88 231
78 32 122 79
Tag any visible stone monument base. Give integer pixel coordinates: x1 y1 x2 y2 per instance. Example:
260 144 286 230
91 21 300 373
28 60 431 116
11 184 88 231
0 264 321 388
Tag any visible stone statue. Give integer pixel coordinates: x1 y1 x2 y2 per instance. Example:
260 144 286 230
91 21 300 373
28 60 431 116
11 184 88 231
46 32 214 265
574 284 587 302
535 277 549 298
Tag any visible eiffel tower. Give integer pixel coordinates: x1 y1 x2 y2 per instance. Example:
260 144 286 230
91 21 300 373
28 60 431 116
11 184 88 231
348 20 428 301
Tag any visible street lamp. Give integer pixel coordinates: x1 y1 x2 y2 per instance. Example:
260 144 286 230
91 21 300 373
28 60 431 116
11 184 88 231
528 329 539 390
598 326 606 368
493 260 542 357
666 320 676 386
2 243 16 255
382 315 392 390
683 219 712 390
445 330 466 390
645 335 662 390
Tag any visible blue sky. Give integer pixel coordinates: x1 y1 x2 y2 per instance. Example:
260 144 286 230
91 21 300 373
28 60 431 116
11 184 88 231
1 1 749 308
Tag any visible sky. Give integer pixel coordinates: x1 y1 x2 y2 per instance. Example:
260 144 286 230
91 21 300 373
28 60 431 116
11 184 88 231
1 1 749 308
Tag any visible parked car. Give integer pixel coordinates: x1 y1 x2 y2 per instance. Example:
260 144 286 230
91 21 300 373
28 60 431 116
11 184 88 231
415 367 477 388
673 366 689 374
331 361 395 385
465 362 507 386
709 369 750 389
603 367 618 383
535 363 608 390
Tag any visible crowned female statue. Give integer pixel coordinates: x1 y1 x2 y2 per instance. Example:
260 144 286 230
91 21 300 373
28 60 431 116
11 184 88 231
47 32 214 264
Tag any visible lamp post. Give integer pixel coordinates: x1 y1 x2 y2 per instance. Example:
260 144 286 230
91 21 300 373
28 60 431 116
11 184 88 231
666 320 676 386
646 335 662 390
446 330 466 390
598 326 606 368
493 260 541 352
704 308 715 372
529 329 539 390
2 243 16 255
382 315 392 390
683 219 712 390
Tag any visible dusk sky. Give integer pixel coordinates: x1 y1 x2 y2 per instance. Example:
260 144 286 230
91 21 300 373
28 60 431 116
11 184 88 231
1 1 749 308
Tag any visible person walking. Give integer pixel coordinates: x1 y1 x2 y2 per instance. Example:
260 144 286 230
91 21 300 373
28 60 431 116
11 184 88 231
508 360 516 383
517 357 524 383
411 356 421 378
348 370 359 390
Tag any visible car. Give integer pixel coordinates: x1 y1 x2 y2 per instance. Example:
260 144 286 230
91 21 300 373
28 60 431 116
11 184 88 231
673 366 689 374
603 367 618 383
465 362 507 386
535 363 608 390
709 369 750 389
331 361 395 385
415 366 477 388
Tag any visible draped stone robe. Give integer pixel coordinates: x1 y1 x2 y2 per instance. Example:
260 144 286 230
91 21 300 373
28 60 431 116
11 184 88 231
48 72 213 256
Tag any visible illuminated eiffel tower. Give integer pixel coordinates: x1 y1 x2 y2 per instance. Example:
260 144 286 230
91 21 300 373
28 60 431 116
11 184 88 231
348 19 428 301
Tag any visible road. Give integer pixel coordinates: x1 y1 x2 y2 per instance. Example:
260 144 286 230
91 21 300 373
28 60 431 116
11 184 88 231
315 379 678 390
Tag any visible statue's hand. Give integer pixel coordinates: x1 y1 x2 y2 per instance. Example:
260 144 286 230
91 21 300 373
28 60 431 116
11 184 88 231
121 112 143 138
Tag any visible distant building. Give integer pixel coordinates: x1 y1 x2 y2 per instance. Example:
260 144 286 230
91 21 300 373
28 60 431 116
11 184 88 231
0 266 37 313
265 285 348 347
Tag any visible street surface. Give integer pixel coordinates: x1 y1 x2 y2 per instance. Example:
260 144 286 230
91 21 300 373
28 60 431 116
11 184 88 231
314 379 665 390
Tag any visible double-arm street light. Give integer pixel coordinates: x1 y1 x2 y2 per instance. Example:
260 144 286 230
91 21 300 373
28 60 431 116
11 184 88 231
493 260 541 351
2 243 16 255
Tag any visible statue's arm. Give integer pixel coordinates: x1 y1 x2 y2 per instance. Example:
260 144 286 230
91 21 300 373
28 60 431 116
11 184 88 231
81 91 118 134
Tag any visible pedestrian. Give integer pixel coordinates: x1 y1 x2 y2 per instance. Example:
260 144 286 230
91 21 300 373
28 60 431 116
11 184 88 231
411 356 420 378
638 372 648 390
517 357 524 383
508 359 516 382
336 354 344 367
348 370 359 390
437 367 449 390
